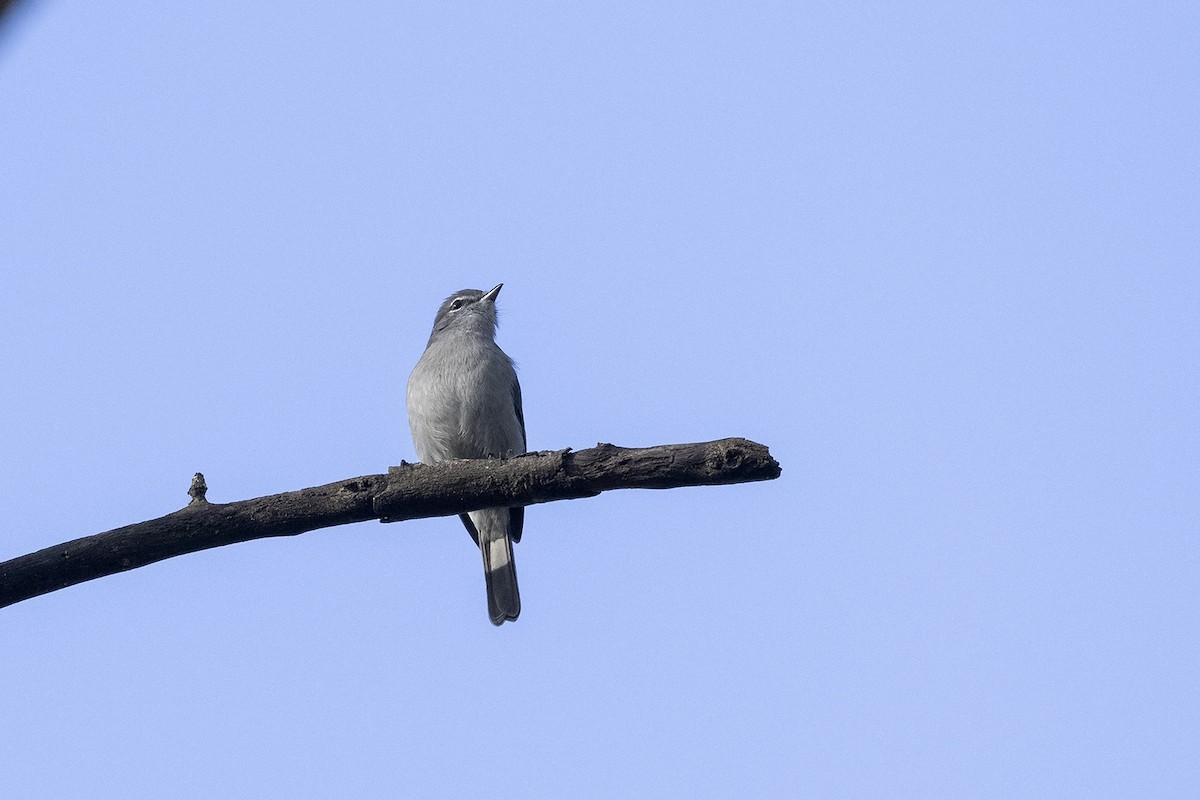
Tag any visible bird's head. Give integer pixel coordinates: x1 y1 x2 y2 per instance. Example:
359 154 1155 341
428 283 503 344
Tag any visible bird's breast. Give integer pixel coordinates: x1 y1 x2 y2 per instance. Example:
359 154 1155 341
407 337 522 463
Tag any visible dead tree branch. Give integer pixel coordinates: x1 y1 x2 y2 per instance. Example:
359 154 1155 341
0 438 780 610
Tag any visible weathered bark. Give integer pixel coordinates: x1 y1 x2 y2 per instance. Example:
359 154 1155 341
0 438 780 609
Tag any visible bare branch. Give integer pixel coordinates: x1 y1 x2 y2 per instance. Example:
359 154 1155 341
0 438 780 609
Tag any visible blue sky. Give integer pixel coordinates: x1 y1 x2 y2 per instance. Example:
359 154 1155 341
1 2 1197 796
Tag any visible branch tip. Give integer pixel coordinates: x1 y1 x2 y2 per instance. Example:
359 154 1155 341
188 472 208 505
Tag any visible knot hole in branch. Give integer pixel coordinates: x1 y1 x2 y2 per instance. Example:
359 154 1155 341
723 445 745 468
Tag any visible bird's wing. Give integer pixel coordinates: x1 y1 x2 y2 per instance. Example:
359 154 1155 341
512 373 526 451
510 506 523 544
511 373 525 543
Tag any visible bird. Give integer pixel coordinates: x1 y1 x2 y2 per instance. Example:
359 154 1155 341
406 283 525 625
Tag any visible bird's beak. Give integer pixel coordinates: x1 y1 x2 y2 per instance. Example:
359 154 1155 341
481 283 503 304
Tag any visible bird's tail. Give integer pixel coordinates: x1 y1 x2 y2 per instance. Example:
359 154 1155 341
481 529 521 625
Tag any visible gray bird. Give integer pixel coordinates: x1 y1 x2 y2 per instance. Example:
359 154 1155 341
406 283 525 625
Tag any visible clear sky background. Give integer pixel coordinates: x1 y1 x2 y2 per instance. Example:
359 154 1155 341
1 2 1197 797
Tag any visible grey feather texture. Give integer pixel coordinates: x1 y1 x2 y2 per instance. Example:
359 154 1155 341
406 284 525 624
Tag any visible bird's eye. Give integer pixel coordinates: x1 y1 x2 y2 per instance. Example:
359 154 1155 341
449 298 465 311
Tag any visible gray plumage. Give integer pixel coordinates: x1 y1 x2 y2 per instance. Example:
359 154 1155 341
406 283 525 625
